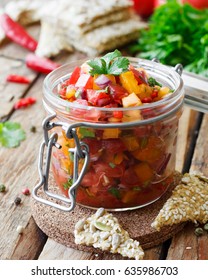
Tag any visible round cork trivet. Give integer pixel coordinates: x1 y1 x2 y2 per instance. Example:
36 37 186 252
31 171 185 253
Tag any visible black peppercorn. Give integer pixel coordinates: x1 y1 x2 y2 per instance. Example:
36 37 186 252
14 197 21 206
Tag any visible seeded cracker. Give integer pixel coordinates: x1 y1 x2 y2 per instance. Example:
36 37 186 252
74 208 144 260
152 173 208 231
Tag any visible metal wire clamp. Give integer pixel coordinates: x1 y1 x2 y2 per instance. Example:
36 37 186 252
32 114 90 211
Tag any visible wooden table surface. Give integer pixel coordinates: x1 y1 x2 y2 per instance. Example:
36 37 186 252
0 0 208 261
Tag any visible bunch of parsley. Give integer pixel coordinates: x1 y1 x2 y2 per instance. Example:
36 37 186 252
131 0 208 77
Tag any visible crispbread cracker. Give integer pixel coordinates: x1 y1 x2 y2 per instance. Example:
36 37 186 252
152 173 208 231
40 0 132 30
65 17 147 56
74 208 144 260
35 21 73 57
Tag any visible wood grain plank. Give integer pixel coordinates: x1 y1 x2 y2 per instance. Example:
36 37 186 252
167 113 208 260
0 75 46 259
10 217 47 260
175 107 200 173
0 56 38 121
0 50 89 260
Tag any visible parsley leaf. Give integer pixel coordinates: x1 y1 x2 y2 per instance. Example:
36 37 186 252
63 178 73 190
87 49 129 76
79 127 95 138
130 0 208 77
87 58 107 75
148 77 162 87
108 57 130 75
102 49 122 68
0 121 26 148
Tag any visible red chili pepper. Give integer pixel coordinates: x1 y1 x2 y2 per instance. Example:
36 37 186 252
14 97 36 109
6 74 31 84
26 53 61 74
0 13 37 52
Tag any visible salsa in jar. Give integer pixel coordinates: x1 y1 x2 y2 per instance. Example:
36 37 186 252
43 50 184 210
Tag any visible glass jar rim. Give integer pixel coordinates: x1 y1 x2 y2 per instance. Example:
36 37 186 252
43 57 184 113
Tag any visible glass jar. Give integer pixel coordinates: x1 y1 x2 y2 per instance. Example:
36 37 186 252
33 58 184 211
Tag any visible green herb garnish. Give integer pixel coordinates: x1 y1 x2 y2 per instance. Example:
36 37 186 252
133 186 142 191
130 0 208 77
69 152 74 162
109 162 116 168
148 77 162 87
63 178 73 190
0 121 26 148
79 127 95 138
140 137 148 149
87 49 129 76
108 187 121 199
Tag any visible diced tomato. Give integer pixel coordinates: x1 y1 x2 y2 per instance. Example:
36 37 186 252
102 138 126 154
82 137 102 160
85 109 102 121
141 97 152 103
120 168 141 186
71 99 89 119
129 65 148 84
93 161 125 177
75 74 93 89
108 83 128 104
73 99 88 106
134 126 151 137
69 66 81 85
113 111 123 119
81 170 104 189
86 89 112 107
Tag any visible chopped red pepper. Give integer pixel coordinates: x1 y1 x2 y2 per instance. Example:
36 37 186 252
113 111 123 119
141 97 152 103
6 74 31 84
0 13 37 52
69 66 81 84
14 97 36 109
151 89 159 99
26 53 61 74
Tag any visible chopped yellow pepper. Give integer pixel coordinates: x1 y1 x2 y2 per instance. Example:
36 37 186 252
103 128 120 139
66 87 76 99
122 135 140 151
119 71 140 94
133 162 154 184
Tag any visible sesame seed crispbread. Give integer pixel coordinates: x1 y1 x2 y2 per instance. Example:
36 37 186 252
35 21 73 58
152 173 208 231
74 208 144 260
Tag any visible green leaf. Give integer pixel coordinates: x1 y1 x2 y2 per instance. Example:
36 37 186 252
88 58 107 75
0 121 26 148
102 49 122 68
63 177 73 190
131 0 208 77
148 77 162 87
87 50 130 76
108 187 121 199
109 162 116 168
79 127 95 138
107 57 129 75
